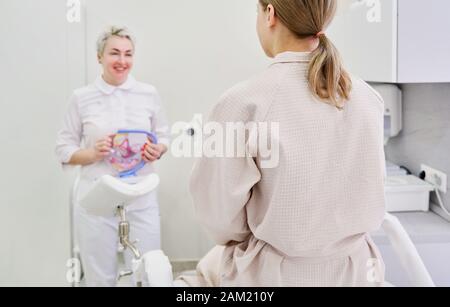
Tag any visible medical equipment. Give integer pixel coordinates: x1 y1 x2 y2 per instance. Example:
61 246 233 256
69 178 434 287
108 130 158 178
75 173 173 287
386 161 408 177
381 213 435 287
164 213 435 287
385 175 434 212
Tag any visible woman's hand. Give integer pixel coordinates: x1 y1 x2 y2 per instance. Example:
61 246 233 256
142 139 167 163
91 137 113 163
68 136 113 166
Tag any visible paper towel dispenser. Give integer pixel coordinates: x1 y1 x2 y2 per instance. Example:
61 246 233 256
371 84 402 144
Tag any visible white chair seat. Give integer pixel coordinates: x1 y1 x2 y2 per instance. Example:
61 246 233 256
78 173 160 217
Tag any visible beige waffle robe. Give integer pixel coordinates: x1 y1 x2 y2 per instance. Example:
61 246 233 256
181 52 386 287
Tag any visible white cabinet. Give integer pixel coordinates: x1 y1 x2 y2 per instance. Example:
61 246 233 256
328 0 450 83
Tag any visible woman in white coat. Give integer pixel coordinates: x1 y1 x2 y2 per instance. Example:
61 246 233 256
55 26 170 286
180 0 386 287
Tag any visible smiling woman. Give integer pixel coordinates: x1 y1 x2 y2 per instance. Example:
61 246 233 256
96 27 136 86
55 26 170 286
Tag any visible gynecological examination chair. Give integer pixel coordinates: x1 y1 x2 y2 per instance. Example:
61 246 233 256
381 213 435 287
69 176 434 287
70 173 174 287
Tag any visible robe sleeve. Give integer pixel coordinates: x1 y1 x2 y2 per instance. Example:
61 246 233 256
189 91 261 245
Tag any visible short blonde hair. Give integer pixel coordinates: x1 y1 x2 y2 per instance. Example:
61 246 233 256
96 26 136 56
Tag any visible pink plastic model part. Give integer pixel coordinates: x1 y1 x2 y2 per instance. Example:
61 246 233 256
107 130 158 178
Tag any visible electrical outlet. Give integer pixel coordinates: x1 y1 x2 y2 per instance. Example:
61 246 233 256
421 164 448 194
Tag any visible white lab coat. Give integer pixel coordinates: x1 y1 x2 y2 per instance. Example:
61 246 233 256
56 75 170 286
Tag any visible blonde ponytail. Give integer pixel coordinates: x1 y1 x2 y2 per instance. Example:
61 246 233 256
259 0 352 109
309 34 352 109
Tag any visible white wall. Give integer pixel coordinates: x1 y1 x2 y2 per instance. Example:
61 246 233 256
385 83 450 208
0 0 85 286
83 0 269 260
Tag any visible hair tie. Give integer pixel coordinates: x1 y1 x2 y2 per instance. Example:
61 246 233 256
316 31 325 38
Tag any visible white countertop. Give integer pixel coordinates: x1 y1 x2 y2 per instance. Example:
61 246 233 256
372 209 450 244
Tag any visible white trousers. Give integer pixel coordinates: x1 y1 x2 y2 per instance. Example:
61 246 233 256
74 204 161 287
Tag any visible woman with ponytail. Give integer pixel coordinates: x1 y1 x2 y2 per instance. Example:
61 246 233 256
181 0 386 287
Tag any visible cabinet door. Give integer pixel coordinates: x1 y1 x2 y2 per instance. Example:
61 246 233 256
398 0 450 83
328 0 398 82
